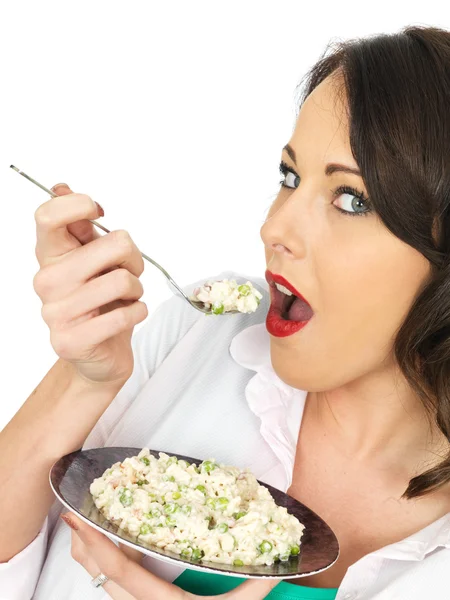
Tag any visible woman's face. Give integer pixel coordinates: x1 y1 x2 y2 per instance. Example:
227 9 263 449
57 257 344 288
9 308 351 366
260 74 431 391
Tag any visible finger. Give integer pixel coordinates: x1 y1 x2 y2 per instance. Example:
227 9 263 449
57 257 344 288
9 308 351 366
50 300 148 361
34 230 145 303
52 184 103 247
61 513 186 600
41 269 144 329
35 189 103 265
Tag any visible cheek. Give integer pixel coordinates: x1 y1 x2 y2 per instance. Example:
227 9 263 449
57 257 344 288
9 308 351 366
269 238 430 392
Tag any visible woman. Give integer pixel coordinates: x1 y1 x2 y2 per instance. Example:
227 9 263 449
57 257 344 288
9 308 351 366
1 23 450 600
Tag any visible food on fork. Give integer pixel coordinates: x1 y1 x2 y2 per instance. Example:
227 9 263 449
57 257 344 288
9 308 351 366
90 449 304 566
189 279 263 314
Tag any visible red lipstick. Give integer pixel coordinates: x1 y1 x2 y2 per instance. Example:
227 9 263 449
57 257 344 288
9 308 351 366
265 269 313 337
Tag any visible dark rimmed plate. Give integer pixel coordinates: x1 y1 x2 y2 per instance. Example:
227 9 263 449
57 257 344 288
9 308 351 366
50 447 339 579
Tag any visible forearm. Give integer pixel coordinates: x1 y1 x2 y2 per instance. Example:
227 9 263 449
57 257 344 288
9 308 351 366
0 358 125 561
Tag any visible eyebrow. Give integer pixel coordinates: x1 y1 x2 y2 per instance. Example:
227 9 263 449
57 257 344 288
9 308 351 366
283 143 361 177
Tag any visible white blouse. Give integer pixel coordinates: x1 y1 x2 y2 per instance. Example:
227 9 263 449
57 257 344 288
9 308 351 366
1 270 449 600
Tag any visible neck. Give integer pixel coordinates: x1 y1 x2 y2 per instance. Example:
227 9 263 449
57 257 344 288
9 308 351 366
309 360 447 472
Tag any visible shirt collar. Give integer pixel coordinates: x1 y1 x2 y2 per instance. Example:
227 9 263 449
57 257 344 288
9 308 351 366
229 321 450 561
229 322 307 488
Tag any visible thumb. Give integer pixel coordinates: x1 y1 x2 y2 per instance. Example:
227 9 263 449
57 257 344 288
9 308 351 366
61 513 128 580
50 182 73 197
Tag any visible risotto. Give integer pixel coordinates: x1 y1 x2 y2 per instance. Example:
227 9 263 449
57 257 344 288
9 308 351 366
89 449 304 567
188 279 263 315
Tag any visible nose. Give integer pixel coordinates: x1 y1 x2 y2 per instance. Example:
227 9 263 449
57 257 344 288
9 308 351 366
260 193 308 261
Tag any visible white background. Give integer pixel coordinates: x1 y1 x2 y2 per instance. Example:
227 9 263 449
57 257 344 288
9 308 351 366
0 2 448 428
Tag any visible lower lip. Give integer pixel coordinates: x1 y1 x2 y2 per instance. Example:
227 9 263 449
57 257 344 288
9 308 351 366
266 304 312 337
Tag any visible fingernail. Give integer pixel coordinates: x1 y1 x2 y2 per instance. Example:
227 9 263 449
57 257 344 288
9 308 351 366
51 183 69 192
60 514 79 531
95 201 105 217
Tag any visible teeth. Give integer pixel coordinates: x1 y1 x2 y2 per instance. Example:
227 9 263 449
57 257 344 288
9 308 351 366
275 282 293 296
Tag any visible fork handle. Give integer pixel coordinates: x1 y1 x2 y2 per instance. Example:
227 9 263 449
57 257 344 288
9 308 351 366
87 219 188 300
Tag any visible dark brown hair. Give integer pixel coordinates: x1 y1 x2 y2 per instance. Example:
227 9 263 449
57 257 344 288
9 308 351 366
295 25 450 499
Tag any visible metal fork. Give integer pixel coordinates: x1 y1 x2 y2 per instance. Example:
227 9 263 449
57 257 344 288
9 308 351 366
10 165 240 315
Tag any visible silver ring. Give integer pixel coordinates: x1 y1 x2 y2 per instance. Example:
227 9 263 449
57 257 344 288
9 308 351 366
91 572 109 588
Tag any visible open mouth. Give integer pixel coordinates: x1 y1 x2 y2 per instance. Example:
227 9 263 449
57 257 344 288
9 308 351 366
266 271 314 322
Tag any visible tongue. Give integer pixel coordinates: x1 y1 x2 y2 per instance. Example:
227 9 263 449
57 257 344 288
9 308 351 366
287 297 314 322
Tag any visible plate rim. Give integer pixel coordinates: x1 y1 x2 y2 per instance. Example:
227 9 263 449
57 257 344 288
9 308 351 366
49 446 340 580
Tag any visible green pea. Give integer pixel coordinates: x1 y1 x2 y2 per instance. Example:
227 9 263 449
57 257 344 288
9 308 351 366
201 460 217 473
137 479 149 486
149 508 161 518
238 284 251 296
164 503 179 515
181 505 192 515
196 485 207 494
166 517 177 527
168 456 178 465
216 497 229 509
212 303 224 315
233 559 244 566
163 474 176 482
172 491 181 500
139 524 152 535
290 545 300 556
233 511 247 520
140 457 150 466
206 498 216 510
181 548 192 557
259 540 273 553
217 523 229 533
119 489 133 507
191 548 204 560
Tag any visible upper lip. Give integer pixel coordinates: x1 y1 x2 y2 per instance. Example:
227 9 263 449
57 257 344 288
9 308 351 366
265 270 312 307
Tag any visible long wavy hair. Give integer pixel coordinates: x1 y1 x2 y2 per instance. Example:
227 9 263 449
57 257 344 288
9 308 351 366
295 25 450 498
